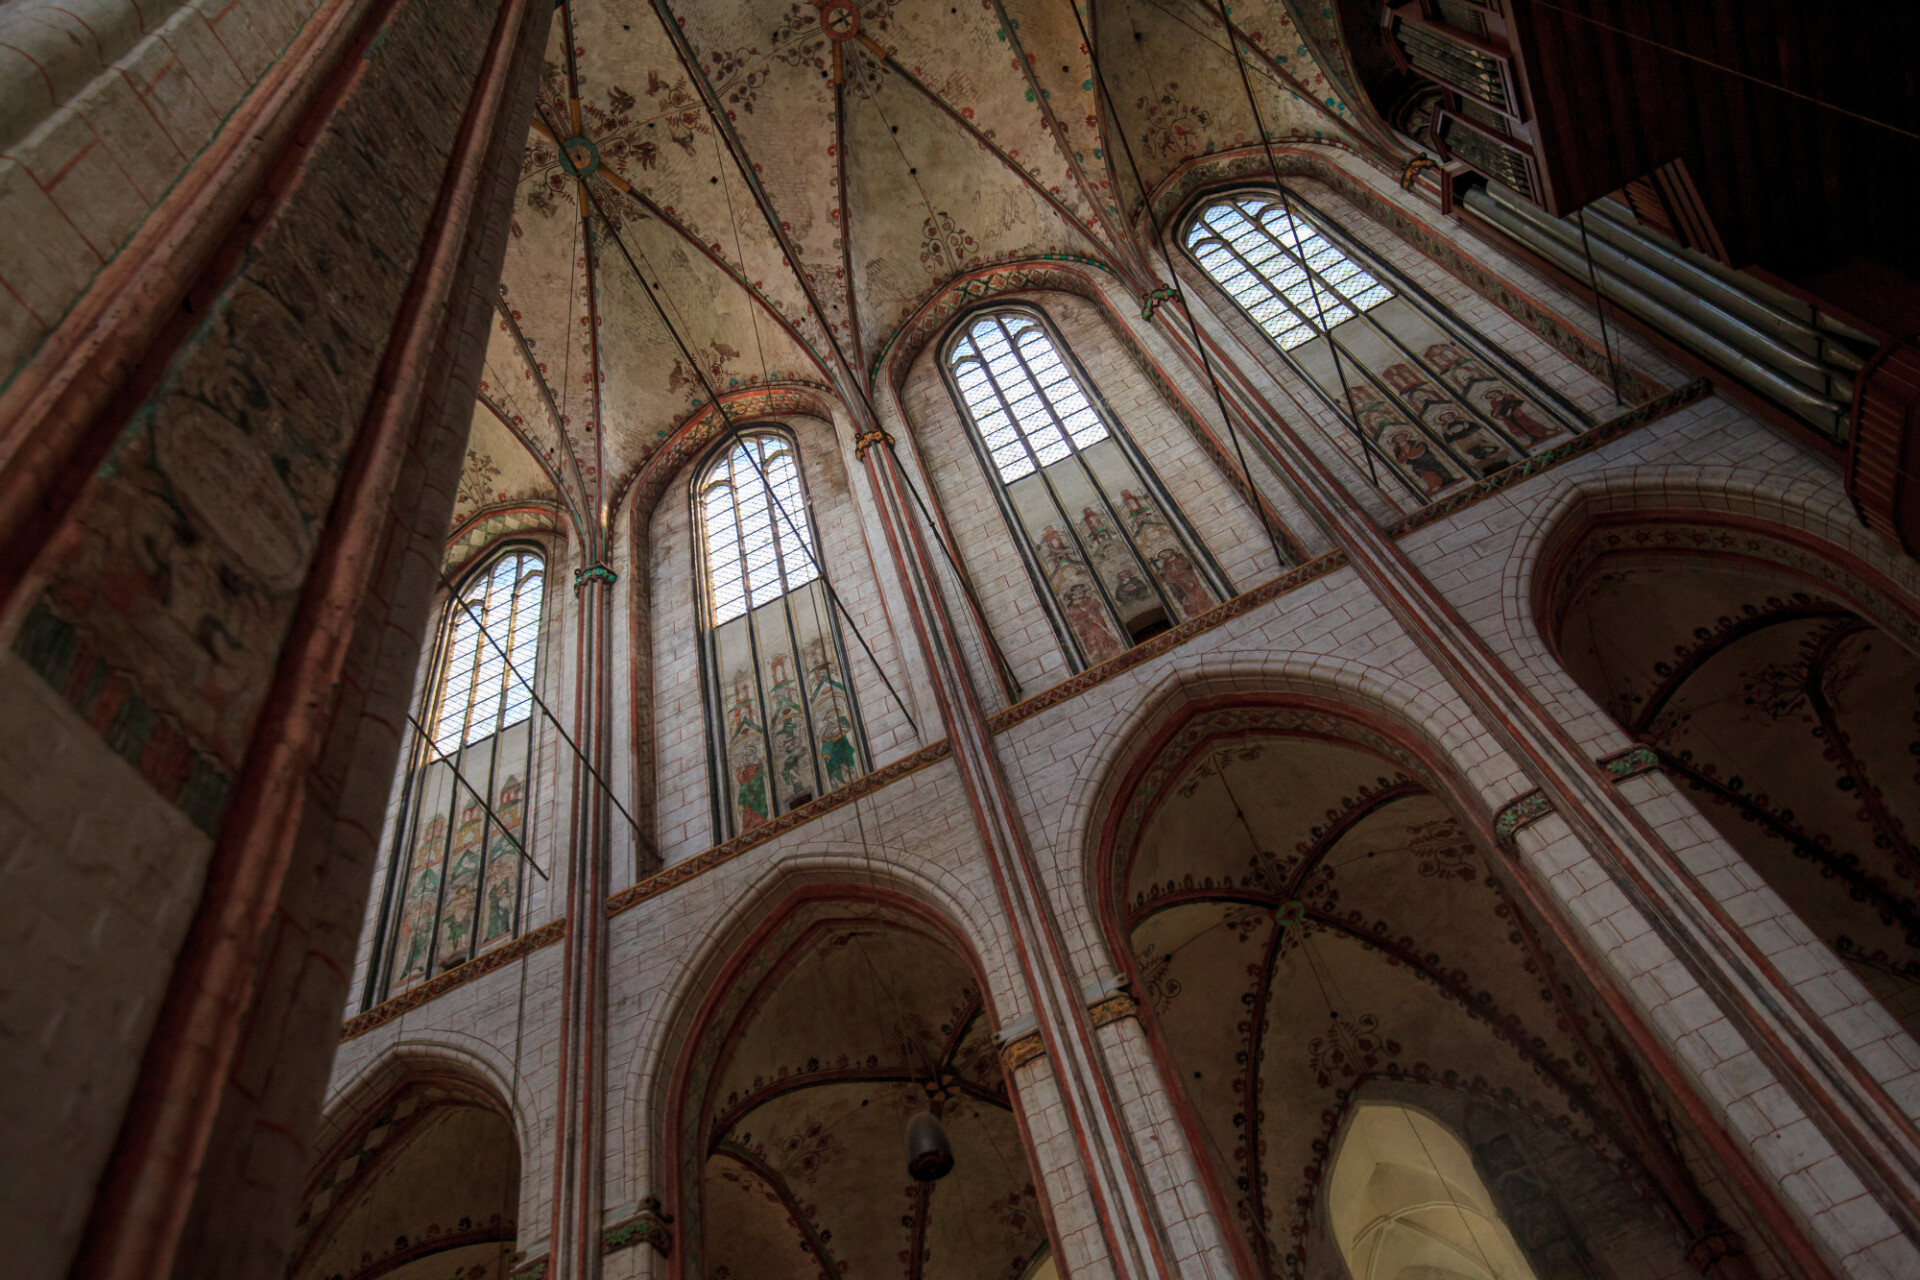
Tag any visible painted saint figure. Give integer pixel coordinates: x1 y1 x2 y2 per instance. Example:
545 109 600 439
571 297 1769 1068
482 775 524 944
1061 580 1125 664
393 813 448 984
804 638 859 791
436 799 487 967
765 652 813 809
725 668 771 829
1390 430 1454 496
1425 342 1556 445
1151 546 1209 618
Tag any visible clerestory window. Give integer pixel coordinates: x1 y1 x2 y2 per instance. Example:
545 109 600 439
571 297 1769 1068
377 547 544 998
944 307 1224 669
695 430 865 839
1184 189 1586 502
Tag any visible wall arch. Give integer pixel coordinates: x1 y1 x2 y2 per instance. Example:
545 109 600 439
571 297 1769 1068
295 1045 529 1280
1517 475 1920 1047
1078 677 1791 1280
645 873 1054 1280
644 402 916 860
1503 469 1920 719
621 848 1031 1201
1067 656 1516 959
898 284 1296 698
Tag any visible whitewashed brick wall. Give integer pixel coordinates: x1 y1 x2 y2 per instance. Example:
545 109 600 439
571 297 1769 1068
0 0 327 382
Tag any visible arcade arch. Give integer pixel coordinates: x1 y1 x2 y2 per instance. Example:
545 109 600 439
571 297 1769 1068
1546 514 1920 1037
1096 694 1774 1280
661 887 1057 1280
289 1071 521 1280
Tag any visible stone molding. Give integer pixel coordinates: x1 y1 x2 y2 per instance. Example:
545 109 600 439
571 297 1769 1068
1598 744 1662 782
999 1031 1046 1071
602 1198 672 1258
340 919 567 1043
986 552 1349 734
604 739 956 917
1087 991 1140 1029
1381 379 1712 539
1492 790 1554 846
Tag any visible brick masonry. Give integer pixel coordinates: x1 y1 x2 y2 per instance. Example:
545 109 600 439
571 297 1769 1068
316 146 1920 1279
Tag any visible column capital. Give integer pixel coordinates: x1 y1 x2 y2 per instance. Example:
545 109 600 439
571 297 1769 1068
574 562 618 590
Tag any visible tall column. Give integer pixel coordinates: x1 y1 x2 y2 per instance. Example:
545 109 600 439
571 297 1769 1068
0 0 551 1272
550 562 617 1277
853 427 1196 1280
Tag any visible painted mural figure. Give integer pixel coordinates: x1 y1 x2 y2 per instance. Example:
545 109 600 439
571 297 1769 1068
1390 430 1454 496
1037 524 1078 575
765 652 813 808
393 813 448 983
725 670 771 829
1119 488 1169 539
803 639 859 790
1438 408 1512 471
1151 546 1209 618
1038 523 1125 660
1483 386 1554 445
437 800 487 965
1350 383 1458 497
1425 342 1556 445
1061 580 1125 664
1080 505 1120 550
1385 361 1512 472
482 775 524 944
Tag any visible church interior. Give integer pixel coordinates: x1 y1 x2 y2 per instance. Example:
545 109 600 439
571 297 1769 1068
1 1 1918 1279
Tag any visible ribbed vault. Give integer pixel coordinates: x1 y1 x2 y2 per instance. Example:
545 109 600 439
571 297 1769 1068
447 0 1377 548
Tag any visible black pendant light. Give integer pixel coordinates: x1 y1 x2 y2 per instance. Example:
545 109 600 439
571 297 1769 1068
905 1109 954 1181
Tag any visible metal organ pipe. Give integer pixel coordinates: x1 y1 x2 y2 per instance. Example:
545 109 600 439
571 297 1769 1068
1462 183 1856 441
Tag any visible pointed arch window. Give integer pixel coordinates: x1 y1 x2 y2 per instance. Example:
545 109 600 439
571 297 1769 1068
1184 189 1588 503
944 307 1226 669
377 547 544 999
696 430 866 839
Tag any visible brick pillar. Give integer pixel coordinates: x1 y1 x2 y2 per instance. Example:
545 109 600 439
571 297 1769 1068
1087 994 1256 1279
0 0 551 1272
551 563 617 1277
853 425 1204 1280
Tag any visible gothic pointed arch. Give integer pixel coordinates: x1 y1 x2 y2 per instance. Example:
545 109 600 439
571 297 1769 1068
289 1065 521 1280
1178 183 1591 504
368 544 548 1003
1543 507 1920 1039
1091 688 1780 1280
660 883 1057 1280
940 302 1231 668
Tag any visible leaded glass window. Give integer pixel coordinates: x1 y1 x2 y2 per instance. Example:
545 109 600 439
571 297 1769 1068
944 307 1225 669
696 431 865 839
379 548 543 998
1185 189 1587 503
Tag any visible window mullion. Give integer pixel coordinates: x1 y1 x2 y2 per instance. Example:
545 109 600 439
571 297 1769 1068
1213 220 1332 341
982 319 1054 478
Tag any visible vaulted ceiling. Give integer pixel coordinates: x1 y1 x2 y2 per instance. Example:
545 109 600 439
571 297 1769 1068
459 0 1379 552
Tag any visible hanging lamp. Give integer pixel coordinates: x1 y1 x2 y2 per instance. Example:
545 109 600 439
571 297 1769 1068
905 1109 954 1181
